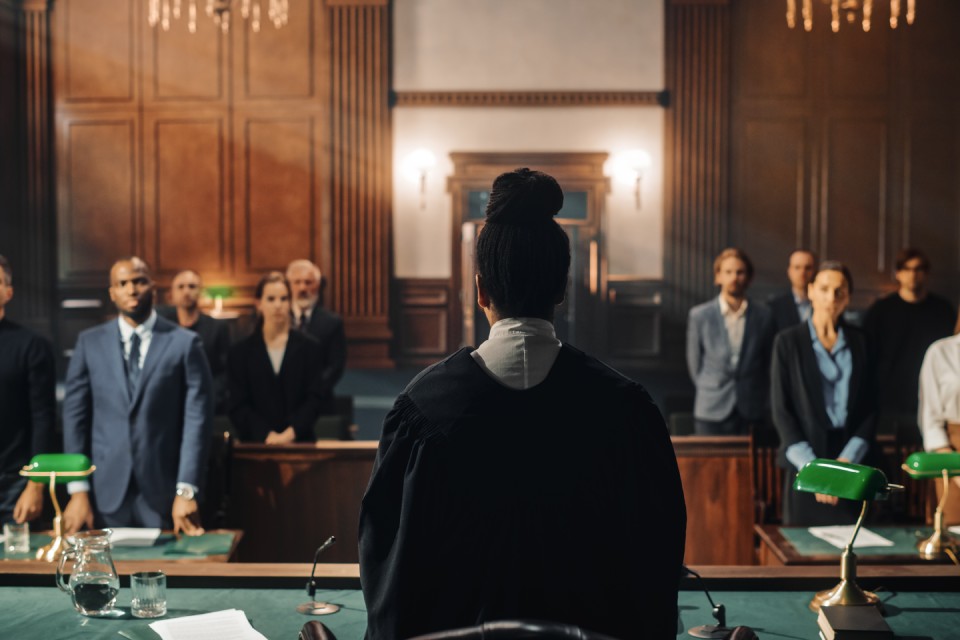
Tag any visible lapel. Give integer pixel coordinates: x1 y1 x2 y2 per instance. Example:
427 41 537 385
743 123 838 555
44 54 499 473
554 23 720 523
709 299 733 366
797 327 833 428
738 302 757 372
103 322 130 402
130 317 174 412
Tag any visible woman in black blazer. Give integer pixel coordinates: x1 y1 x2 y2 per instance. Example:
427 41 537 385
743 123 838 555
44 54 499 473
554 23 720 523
227 272 325 444
771 261 877 525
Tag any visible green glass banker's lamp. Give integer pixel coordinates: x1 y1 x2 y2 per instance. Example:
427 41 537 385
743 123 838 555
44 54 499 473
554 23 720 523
902 451 960 560
19 453 95 562
793 459 902 612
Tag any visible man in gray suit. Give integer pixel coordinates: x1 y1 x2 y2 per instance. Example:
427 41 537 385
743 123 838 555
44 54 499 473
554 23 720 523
62 257 212 535
687 248 774 435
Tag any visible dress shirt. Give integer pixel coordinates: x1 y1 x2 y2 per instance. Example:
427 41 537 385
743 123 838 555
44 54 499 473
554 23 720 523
793 292 812 324
785 319 867 470
718 295 748 369
470 317 561 390
69 310 198 498
292 304 313 330
919 333 960 451
267 345 285 375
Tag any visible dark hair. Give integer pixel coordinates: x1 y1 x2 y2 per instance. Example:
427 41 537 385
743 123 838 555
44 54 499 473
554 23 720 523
789 248 818 264
0 254 11 286
255 271 292 300
713 247 755 281
815 260 854 294
110 256 152 284
172 268 201 282
474 168 570 320
894 247 930 272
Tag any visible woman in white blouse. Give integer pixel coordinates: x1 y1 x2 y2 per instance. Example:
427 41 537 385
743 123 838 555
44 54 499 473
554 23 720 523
918 313 960 524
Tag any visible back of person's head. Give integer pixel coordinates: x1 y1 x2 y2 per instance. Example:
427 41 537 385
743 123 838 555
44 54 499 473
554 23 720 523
475 168 570 320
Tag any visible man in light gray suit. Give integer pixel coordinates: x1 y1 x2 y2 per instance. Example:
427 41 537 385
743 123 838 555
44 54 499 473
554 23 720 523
687 248 774 435
62 257 212 535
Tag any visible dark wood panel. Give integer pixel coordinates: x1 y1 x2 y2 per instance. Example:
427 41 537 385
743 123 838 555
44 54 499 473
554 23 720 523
144 116 227 277
148 10 224 101
59 118 137 279
905 117 960 294
826 17 890 100
674 436 754 565
904 0 960 102
60 0 134 102
732 119 806 284
605 280 662 361
0 1 20 263
394 278 451 365
243 0 314 99
241 117 314 273
737 0 806 99
229 443 376 563
823 119 886 275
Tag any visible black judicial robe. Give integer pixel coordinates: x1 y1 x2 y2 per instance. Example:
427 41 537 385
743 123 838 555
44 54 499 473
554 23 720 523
359 345 686 640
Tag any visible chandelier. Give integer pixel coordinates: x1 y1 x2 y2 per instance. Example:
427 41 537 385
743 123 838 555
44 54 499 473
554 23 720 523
148 0 289 34
786 0 916 32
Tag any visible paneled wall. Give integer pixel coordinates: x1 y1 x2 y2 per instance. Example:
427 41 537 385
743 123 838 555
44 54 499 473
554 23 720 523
49 0 392 365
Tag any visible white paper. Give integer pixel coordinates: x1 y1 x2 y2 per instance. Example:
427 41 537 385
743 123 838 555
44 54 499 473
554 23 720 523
949 525 960 535
807 525 895 549
149 609 267 640
109 528 161 547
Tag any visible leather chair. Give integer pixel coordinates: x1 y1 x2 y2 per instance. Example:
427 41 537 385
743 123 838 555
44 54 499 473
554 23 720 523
406 620 619 640
299 621 339 640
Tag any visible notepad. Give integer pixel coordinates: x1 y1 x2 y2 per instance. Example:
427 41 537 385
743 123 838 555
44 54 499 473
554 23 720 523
148 609 267 640
109 528 161 547
807 526 895 550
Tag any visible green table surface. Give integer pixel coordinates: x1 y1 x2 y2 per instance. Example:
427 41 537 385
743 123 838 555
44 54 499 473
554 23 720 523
779 525 935 557
0 533 235 561
1 587 958 639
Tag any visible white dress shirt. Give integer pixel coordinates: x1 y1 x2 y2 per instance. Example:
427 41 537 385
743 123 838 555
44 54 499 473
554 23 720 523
470 317 562 390
919 333 960 451
718 295 748 369
118 309 157 369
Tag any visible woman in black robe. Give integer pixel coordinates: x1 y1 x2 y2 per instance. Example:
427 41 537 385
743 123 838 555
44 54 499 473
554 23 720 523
771 262 877 525
227 272 325 444
359 169 686 640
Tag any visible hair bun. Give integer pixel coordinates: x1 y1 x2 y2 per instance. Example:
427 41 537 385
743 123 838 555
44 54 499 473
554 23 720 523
484 168 563 225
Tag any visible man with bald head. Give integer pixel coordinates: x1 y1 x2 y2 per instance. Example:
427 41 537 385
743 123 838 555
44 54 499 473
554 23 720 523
62 257 213 534
286 259 346 413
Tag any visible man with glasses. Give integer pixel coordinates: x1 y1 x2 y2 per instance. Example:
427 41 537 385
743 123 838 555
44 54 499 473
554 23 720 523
864 248 955 434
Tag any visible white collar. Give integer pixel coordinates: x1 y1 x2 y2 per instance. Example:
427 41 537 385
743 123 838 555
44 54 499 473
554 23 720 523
718 295 748 318
471 317 562 390
117 309 157 341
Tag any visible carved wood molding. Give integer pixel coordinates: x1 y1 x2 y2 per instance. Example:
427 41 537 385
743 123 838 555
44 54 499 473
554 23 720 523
329 2 393 367
664 1 731 318
393 90 668 108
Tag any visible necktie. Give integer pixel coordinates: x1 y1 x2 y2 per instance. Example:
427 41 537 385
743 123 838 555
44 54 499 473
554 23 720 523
299 312 309 332
127 333 142 397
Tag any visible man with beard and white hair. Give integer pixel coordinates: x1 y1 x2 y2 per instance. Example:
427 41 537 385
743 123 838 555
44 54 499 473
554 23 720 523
62 257 213 534
285 259 346 414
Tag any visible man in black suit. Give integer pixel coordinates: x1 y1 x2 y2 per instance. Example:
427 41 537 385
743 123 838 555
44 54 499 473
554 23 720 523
768 249 816 334
160 269 231 414
0 255 55 525
285 259 346 412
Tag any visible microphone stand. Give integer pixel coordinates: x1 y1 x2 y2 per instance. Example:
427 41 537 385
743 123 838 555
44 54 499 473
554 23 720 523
297 536 340 615
684 566 732 639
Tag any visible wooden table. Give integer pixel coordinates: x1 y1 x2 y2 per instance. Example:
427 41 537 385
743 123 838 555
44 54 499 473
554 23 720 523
755 524 951 566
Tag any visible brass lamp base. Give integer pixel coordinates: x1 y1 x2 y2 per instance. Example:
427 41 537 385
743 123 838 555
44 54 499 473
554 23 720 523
917 506 959 560
809 579 881 613
296 601 340 616
35 516 65 563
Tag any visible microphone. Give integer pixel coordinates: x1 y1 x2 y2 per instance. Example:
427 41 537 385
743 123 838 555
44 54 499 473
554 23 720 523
683 565 730 639
297 536 340 616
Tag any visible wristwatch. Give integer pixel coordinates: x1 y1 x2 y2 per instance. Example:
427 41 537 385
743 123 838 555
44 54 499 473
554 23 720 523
176 485 196 501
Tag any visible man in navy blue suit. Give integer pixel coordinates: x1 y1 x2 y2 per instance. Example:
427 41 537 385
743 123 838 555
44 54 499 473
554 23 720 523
62 257 213 535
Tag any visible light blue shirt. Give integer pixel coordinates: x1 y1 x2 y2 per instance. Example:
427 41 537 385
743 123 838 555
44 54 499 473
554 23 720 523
786 320 868 470
793 292 812 324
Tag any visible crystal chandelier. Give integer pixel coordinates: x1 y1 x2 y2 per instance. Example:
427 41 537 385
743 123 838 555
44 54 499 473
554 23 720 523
148 0 289 34
786 0 916 32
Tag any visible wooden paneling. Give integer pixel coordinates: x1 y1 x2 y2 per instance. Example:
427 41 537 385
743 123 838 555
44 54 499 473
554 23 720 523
148 14 224 101
605 279 662 363
329 1 392 366
61 0 134 103
239 117 315 272
674 436 754 566
664 1 731 318
229 443 376 563
243 0 314 99
824 119 887 274
0 0 22 278
143 115 227 276
393 90 667 108
394 278 450 366
58 118 138 280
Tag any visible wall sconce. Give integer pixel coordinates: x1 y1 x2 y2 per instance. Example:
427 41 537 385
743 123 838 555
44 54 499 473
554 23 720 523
402 148 436 210
610 149 653 210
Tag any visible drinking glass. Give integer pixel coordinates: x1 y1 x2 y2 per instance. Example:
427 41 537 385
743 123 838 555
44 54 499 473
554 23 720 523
131 571 167 618
3 521 30 555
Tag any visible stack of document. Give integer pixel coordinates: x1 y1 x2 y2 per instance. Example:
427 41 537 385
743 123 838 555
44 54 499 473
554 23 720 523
109 528 161 547
149 609 267 640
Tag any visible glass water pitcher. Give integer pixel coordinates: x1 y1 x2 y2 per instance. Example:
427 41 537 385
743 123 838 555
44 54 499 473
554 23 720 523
56 529 120 616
